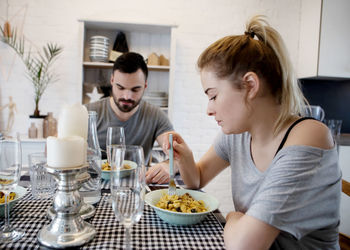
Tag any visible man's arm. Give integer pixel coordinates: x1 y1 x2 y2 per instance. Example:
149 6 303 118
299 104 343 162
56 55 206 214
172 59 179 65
145 131 174 184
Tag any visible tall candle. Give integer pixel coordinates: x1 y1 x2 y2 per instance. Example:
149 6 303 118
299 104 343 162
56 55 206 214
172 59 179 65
47 103 88 168
58 103 88 140
47 136 85 168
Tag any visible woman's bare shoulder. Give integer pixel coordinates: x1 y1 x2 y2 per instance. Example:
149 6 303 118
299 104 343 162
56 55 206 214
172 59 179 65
284 119 334 149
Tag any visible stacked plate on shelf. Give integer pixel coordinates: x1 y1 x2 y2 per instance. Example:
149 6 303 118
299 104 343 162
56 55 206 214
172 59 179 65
143 92 168 107
89 36 109 62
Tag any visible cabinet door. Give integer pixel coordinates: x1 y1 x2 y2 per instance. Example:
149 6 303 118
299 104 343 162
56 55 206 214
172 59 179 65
318 0 350 77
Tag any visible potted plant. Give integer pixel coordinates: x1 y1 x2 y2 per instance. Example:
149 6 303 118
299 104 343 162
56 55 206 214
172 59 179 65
0 24 63 117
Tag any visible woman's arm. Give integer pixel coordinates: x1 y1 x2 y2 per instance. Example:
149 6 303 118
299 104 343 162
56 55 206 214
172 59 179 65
170 133 229 189
224 212 280 250
196 146 229 188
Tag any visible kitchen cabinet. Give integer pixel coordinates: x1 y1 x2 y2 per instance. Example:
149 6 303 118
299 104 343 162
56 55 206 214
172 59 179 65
318 0 350 77
78 20 177 121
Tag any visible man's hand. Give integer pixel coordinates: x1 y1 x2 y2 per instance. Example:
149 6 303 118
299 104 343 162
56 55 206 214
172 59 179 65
145 161 170 184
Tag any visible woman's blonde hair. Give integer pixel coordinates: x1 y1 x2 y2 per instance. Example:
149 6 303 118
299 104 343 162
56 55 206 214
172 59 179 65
197 15 308 134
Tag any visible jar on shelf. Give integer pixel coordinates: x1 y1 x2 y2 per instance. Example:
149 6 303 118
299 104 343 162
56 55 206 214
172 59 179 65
28 122 38 138
43 112 57 138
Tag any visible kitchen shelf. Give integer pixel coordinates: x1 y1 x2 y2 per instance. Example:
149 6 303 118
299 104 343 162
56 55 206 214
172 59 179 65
83 62 170 71
78 19 177 121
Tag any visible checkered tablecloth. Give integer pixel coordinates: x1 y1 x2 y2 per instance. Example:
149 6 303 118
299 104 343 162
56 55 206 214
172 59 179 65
0 190 225 249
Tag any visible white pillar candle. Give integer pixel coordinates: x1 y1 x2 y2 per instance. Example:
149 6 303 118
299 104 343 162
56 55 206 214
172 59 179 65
47 136 85 168
58 104 88 140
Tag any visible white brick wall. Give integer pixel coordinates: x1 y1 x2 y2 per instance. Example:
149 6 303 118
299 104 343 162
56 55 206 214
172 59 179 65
0 0 321 216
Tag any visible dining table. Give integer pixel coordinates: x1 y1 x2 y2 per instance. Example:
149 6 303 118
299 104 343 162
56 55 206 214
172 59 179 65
0 170 226 249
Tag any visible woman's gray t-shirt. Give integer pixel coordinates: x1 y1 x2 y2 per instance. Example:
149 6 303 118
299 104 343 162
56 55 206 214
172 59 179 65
214 131 341 249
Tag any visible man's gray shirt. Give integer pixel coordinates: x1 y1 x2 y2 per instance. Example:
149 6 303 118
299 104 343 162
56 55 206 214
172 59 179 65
214 131 341 249
85 97 173 164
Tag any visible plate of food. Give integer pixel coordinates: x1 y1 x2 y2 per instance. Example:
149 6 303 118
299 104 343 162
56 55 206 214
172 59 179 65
145 188 219 226
0 185 27 217
101 159 137 180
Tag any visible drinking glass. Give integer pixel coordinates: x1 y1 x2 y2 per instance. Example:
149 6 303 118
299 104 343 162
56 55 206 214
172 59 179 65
106 126 125 163
304 105 325 121
324 119 342 138
110 145 145 250
28 152 56 199
0 138 24 242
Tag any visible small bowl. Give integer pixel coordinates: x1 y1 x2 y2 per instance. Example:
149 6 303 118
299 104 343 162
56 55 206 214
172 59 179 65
101 160 137 180
0 186 27 217
145 189 219 226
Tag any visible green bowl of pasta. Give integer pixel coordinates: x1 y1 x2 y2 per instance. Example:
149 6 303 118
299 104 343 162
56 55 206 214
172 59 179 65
0 185 27 217
145 188 219 226
101 160 137 180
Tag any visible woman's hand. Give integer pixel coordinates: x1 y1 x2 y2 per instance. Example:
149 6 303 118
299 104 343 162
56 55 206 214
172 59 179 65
161 132 200 188
162 132 194 165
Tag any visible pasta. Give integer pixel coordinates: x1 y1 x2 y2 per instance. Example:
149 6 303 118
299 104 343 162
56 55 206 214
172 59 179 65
156 192 207 213
101 162 132 171
0 178 13 185
0 191 16 204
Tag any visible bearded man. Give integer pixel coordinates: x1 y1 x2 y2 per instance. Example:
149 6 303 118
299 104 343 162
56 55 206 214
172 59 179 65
86 52 174 184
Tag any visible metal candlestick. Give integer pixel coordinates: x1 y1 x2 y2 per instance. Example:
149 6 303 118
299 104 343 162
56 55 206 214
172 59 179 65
47 170 96 220
38 165 96 248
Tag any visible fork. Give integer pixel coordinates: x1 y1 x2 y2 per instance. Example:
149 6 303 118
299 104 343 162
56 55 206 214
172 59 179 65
168 134 176 196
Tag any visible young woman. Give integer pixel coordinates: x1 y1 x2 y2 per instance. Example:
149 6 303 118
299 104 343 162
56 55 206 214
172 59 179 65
168 16 341 249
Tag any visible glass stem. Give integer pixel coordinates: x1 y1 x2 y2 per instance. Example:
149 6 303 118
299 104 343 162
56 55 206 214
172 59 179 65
4 192 10 231
124 226 131 250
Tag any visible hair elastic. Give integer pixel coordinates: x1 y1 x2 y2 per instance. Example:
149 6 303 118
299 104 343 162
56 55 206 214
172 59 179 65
244 31 255 38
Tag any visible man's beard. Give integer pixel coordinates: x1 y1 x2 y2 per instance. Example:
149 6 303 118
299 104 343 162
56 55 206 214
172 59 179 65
113 96 142 113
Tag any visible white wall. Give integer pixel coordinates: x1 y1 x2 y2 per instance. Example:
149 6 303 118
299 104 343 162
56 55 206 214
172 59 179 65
0 0 323 216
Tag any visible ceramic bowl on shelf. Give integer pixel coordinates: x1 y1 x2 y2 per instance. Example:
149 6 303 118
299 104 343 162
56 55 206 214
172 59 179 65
101 159 137 180
89 35 109 62
89 48 109 54
89 53 108 58
145 188 219 226
0 186 27 217
89 35 109 42
89 55 108 62
143 96 168 107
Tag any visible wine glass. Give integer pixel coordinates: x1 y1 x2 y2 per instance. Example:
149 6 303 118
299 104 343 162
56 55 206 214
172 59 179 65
110 145 145 250
106 126 125 163
0 138 24 243
106 127 125 203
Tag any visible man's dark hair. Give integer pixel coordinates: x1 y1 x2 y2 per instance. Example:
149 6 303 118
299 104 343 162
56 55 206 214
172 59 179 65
113 52 148 80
